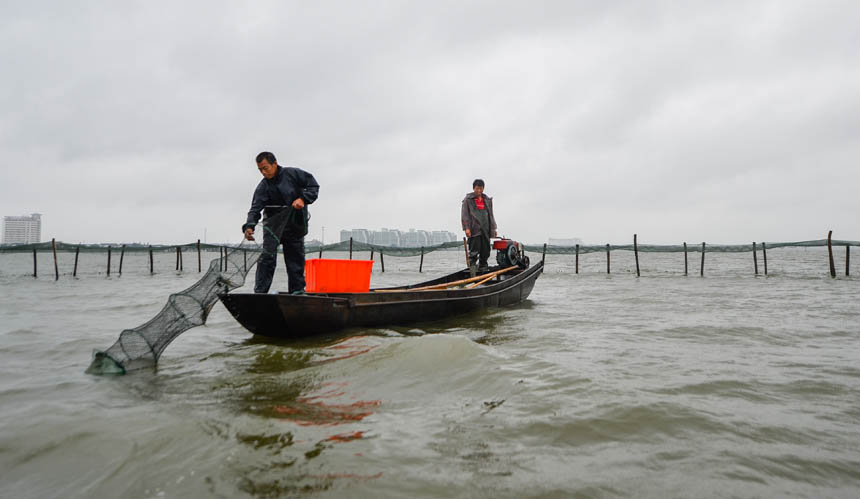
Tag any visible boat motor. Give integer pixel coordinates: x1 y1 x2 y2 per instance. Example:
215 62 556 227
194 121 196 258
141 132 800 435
494 238 530 268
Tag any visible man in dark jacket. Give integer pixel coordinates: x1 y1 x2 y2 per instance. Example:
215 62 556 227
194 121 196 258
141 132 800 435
461 178 497 275
243 151 320 294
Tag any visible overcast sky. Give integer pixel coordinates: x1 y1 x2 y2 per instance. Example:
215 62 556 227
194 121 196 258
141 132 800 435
1 0 858 245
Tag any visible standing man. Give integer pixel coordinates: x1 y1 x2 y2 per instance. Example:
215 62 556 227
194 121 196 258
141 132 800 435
243 151 320 294
461 179 497 275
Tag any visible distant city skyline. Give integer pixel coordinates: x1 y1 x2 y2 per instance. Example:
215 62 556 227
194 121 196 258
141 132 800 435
2 213 41 244
340 228 459 248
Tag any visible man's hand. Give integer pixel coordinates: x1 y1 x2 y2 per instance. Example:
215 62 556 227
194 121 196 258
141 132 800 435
465 229 472 238
292 198 305 210
244 228 255 241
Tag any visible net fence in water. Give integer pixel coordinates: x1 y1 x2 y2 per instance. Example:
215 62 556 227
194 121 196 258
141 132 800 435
84 210 292 375
523 239 860 254
3 237 858 258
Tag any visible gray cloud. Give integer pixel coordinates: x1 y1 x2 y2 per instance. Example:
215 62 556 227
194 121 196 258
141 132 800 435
2 0 858 245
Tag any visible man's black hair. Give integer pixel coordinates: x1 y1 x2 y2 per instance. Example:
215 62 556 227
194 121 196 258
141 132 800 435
256 151 277 164
472 178 485 188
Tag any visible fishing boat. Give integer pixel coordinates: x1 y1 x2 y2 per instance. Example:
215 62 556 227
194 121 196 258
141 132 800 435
219 251 543 339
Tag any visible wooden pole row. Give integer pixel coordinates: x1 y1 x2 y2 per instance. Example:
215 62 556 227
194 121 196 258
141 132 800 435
24 235 857 280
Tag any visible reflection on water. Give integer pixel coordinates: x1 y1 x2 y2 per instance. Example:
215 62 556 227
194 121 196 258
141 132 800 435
223 338 384 496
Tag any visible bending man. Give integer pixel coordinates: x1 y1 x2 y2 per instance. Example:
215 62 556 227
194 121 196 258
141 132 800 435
461 178 497 275
243 151 320 294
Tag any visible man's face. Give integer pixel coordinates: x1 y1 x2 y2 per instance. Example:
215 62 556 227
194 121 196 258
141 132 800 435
473 185 484 196
257 159 277 179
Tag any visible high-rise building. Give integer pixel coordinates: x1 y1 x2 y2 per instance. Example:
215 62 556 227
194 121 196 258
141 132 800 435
371 228 402 247
2 213 42 244
340 227 457 247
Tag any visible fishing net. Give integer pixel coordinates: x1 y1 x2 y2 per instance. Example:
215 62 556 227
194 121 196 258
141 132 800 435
85 209 293 375
524 239 860 255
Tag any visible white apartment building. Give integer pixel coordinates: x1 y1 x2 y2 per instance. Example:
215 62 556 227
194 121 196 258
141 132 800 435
2 213 42 244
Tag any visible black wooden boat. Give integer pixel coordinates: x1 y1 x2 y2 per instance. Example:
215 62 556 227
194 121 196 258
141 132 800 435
219 261 543 339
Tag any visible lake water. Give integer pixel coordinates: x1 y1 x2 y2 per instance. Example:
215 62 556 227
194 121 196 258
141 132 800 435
1 246 859 498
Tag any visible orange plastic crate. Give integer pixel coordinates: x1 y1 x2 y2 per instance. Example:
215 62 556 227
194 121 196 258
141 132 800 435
305 259 373 293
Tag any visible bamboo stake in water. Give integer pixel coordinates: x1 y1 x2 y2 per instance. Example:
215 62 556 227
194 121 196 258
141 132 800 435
149 246 154 274
700 242 705 277
846 245 850 277
606 244 610 274
763 242 768 276
419 247 424 273
33 248 37 278
349 237 353 260
73 246 80 277
119 244 125 276
827 231 836 278
634 234 640 277
52 238 59 281
684 242 688 276
753 242 758 276
197 239 201 272
380 251 385 273
107 246 112 276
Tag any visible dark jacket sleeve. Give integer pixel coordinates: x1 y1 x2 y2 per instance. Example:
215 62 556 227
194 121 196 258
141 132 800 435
242 181 268 232
487 196 497 233
461 196 471 231
286 167 320 204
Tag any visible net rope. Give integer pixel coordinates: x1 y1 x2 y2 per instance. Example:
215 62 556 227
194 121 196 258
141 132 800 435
84 210 292 375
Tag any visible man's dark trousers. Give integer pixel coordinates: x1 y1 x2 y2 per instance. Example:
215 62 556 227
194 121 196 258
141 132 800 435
468 234 491 269
255 228 305 294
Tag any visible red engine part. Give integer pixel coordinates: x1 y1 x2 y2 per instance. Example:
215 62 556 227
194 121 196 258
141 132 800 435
493 238 515 250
